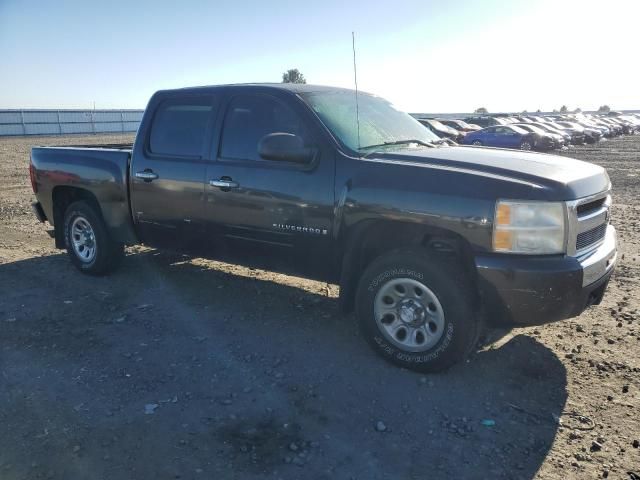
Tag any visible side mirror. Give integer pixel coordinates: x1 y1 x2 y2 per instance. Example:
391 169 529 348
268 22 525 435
258 133 315 164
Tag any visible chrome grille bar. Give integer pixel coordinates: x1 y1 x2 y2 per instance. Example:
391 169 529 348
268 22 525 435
566 191 611 257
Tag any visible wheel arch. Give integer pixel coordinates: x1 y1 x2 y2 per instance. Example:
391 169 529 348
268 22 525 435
52 186 104 248
51 185 137 248
338 219 478 313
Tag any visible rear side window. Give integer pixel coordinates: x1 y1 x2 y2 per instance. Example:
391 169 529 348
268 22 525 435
219 94 308 162
149 97 215 157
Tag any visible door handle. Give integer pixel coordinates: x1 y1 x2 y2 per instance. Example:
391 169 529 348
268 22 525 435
209 178 239 189
135 170 159 182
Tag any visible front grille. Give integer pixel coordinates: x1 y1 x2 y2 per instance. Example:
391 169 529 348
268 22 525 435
577 198 606 215
576 223 607 251
567 192 610 256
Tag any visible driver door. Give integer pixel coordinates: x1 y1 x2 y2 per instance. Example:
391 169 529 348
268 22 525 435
203 92 335 279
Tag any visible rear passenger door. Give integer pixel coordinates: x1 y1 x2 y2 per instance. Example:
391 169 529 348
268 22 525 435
130 95 218 248
203 92 335 279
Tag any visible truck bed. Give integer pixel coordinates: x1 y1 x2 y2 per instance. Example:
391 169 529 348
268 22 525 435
30 145 136 244
37 143 134 151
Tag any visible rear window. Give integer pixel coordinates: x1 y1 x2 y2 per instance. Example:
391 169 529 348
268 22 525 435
149 97 215 157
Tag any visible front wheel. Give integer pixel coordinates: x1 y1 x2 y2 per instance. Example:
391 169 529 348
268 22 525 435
472 140 482 146
355 249 479 372
63 201 123 275
520 140 533 150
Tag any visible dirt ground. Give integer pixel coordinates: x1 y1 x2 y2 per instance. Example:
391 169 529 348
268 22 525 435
0 133 638 480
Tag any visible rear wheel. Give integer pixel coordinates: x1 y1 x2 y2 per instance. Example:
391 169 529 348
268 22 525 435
63 201 123 275
355 249 479 372
472 140 482 146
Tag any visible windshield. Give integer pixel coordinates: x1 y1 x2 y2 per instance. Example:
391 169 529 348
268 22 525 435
523 125 547 135
427 119 450 131
509 125 529 134
301 90 440 152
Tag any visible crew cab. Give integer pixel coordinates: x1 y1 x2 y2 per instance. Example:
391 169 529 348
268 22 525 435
29 84 617 372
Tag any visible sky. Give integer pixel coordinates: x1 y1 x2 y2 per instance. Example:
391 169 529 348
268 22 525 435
1 0 639 113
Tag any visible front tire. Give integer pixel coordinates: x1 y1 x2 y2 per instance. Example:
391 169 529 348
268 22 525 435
63 201 123 275
472 140 482 146
355 249 478 372
520 140 533 150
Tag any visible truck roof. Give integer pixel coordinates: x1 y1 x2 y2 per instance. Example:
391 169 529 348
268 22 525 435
155 83 363 96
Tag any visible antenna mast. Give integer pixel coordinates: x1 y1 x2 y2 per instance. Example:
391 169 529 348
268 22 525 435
352 31 361 151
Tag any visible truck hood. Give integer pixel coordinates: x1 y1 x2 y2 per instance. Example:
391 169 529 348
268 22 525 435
371 145 610 200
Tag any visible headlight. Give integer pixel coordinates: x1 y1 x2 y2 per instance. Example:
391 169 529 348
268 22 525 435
493 200 566 254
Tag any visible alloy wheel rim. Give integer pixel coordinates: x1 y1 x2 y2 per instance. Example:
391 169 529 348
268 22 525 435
374 278 445 352
71 216 97 263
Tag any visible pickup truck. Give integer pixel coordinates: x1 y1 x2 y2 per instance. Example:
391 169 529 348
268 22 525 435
29 83 617 372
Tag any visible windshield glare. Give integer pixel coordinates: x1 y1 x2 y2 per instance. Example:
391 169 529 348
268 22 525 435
301 91 440 151
509 125 528 134
524 125 546 135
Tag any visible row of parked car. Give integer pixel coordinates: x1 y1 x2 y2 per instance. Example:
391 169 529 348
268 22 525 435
416 111 640 151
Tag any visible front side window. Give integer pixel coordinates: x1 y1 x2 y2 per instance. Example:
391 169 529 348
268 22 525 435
149 97 215 157
220 95 308 162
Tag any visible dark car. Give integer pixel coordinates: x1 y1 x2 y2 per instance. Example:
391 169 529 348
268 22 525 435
462 116 508 128
29 83 617 373
566 116 610 140
545 121 586 145
438 119 482 132
514 124 563 149
462 125 542 150
529 122 571 146
608 117 637 134
582 118 613 138
556 121 601 144
417 119 463 142
598 117 623 136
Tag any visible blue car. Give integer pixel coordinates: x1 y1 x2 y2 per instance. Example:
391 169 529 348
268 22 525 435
462 125 542 151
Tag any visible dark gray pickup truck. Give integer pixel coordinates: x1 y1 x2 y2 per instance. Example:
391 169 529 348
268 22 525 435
29 83 617 372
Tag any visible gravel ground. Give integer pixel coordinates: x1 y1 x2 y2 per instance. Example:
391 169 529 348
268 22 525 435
0 133 638 480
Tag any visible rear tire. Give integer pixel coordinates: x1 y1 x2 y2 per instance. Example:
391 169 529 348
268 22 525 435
472 140 482 146
520 140 533 150
63 201 123 275
355 249 479 372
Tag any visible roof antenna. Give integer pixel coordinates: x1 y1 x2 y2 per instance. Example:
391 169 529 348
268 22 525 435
352 31 361 151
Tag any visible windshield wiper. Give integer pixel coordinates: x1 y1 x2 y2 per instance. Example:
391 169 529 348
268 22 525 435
359 139 437 150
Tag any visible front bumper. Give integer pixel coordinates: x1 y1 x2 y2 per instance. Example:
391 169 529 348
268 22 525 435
534 138 556 151
475 225 617 326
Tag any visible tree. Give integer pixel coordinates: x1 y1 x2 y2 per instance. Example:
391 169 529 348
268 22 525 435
574 107 582 113
560 105 568 113
598 105 611 113
282 69 306 84
474 107 488 114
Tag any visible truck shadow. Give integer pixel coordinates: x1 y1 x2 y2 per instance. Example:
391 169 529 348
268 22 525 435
0 249 567 480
